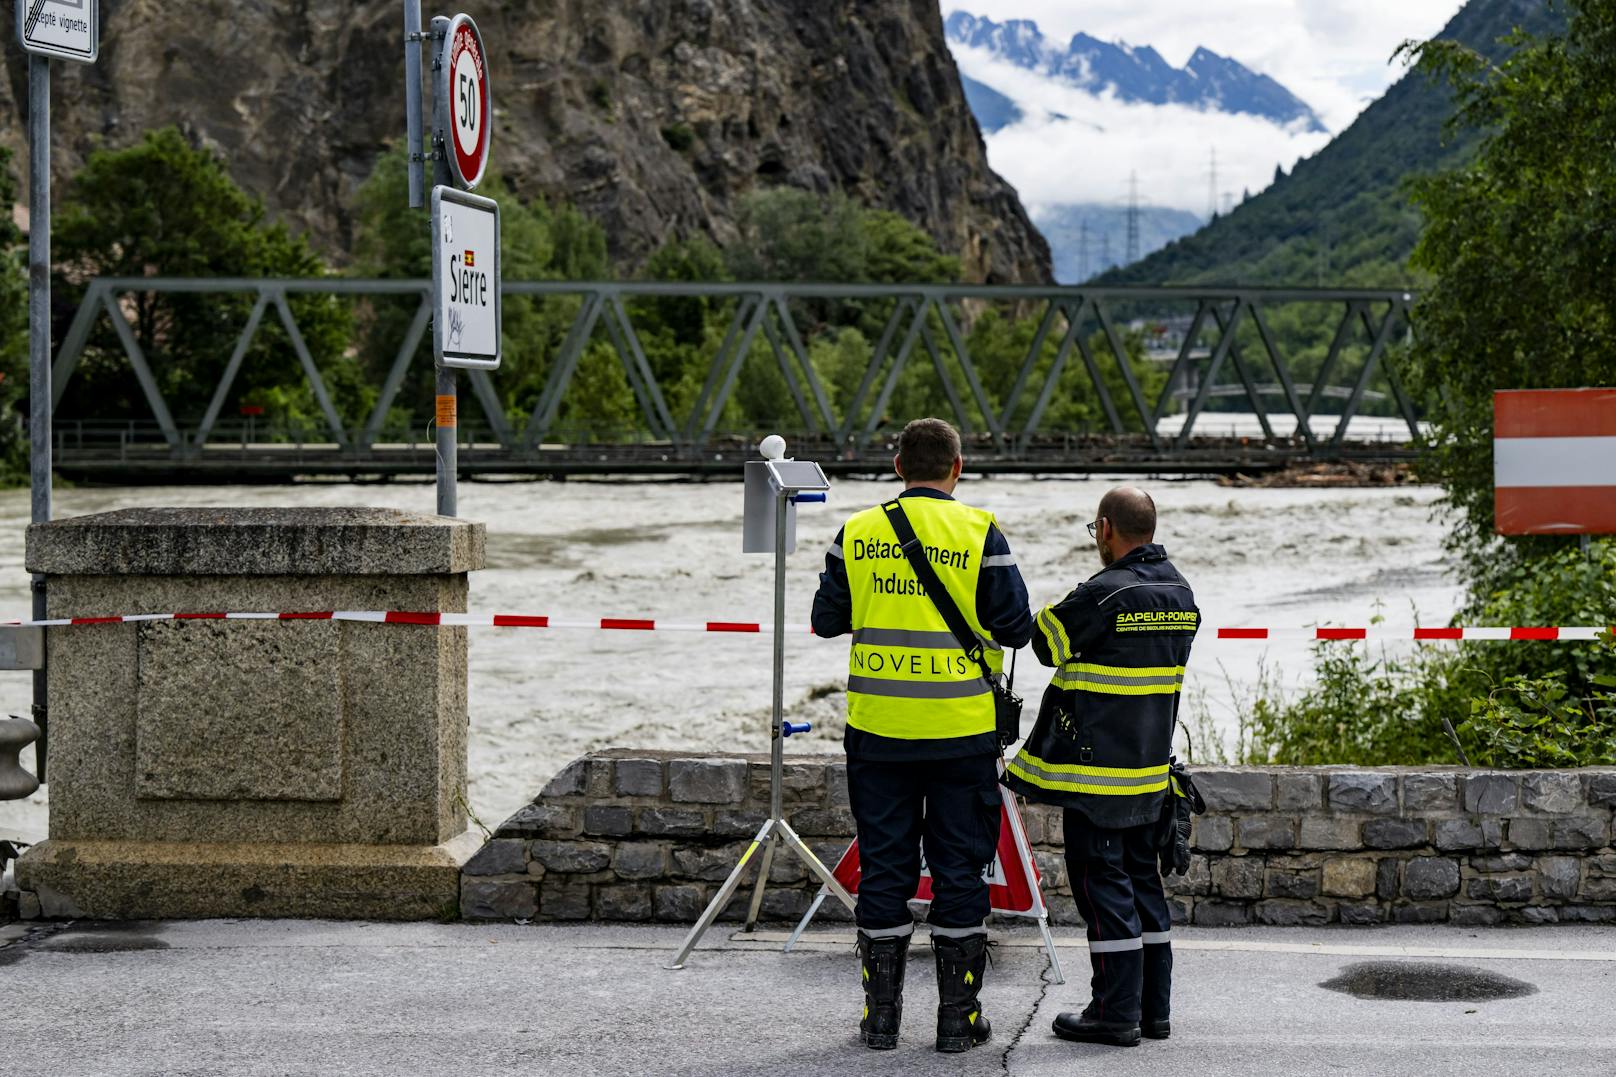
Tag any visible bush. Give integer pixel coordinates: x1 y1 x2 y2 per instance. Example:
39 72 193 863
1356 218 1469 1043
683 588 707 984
1241 540 1616 767
1459 671 1616 769
1237 642 1464 767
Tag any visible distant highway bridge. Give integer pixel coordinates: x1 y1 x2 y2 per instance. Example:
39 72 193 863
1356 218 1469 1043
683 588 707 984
44 279 1420 481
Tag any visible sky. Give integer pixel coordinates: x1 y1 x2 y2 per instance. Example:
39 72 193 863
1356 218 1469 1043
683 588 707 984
945 0 1466 216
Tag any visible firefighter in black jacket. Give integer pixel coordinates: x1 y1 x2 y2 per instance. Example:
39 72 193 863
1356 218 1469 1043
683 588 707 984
1002 486 1200 1048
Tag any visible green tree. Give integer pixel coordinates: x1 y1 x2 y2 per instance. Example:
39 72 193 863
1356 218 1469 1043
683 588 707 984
1104 1 1561 291
725 189 868 283
53 128 357 436
629 235 733 423
1403 5 1616 562
646 188 1172 438
861 210 960 285
350 146 622 436
1241 3 1616 767
637 191 970 434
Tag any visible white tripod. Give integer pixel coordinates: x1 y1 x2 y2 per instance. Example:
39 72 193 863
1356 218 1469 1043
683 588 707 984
667 439 855 970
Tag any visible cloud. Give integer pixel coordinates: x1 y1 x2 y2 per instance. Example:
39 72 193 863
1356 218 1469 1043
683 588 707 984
953 45 1333 214
948 0 1463 133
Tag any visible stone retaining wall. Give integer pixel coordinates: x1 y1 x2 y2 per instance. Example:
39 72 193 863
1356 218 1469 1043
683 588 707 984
461 751 1616 927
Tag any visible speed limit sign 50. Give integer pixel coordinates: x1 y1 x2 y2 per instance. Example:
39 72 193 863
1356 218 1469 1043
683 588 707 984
440 13 490 189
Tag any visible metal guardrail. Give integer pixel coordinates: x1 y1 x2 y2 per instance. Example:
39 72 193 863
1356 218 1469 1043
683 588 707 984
46 279 1421 473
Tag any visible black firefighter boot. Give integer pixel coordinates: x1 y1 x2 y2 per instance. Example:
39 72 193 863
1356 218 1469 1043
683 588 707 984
932 933 992 1053
857 930 910 1049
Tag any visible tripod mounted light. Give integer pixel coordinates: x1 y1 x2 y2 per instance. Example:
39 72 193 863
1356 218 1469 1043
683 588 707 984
668 437 853 970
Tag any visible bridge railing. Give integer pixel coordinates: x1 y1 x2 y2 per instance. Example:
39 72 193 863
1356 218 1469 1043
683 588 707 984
47 279 1421 462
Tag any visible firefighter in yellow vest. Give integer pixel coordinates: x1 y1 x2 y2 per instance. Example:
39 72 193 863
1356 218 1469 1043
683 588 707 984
1003 487 1200 1048
812 417 1032 1053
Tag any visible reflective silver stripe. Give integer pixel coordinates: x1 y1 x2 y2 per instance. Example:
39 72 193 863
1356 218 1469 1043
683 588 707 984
1062 671 1183 687
828 543 844 560
854 627 1001 653
1098 581 1193 606
862 922 914 939
846 675 992 700
1009 755 1168 789
853 628 964 649
859 624 995 650
1088 937 1144 953
1142 931 1171 945
981 553 1017 568
1037 606 1071 665
929 923 988 938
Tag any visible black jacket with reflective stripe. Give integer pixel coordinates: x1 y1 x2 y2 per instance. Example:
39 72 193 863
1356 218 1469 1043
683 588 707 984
1002 544 1200 829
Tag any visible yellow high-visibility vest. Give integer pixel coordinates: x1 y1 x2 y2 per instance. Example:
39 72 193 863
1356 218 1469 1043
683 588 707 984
842 496 1002 739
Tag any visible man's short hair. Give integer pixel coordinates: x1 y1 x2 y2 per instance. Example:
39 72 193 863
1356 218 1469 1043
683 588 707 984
1100 487 1157 541
897 418 962 482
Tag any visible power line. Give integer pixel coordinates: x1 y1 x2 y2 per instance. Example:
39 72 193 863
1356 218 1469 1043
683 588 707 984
1130 178 1142 262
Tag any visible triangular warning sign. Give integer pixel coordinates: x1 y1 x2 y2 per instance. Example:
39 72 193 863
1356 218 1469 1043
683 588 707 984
824 797 1040 916
784 780 1066 982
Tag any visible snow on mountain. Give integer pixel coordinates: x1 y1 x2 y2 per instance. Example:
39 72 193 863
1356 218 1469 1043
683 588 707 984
946 11 1326 133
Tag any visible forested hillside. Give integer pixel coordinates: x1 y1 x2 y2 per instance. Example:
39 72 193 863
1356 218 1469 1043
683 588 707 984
1102 0 1560 287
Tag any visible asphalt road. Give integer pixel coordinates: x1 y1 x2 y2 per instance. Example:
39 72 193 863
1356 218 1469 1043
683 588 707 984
2 920 1613 1076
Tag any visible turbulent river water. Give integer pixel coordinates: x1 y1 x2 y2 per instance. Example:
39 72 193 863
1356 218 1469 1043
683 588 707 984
0 477 1461 843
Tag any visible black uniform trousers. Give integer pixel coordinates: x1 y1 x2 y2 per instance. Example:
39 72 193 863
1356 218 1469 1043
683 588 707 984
846 754 1002 931
1063 811 1173 1026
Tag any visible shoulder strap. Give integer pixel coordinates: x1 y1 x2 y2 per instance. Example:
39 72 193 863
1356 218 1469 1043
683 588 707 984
881 499 994 681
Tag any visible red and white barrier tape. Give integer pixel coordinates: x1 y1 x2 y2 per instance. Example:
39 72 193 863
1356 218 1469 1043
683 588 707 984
2 611 1612 640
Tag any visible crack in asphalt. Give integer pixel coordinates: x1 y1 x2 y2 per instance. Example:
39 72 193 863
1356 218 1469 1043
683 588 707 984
1000 953 1057 1074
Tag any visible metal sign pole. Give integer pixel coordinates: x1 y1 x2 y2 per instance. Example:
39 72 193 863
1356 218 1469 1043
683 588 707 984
436 367 457 517
28 52 50 782
427 13 456 517
13 1 96 787
403 1 425 209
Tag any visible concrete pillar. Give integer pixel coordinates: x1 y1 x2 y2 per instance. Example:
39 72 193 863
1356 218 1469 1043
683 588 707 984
16 507 485 919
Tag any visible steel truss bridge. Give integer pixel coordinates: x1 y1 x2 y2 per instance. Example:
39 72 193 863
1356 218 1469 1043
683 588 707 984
46 279 1420 481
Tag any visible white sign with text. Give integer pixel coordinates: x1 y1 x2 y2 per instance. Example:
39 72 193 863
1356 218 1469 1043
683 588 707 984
17 0 97 62
432 186 501 370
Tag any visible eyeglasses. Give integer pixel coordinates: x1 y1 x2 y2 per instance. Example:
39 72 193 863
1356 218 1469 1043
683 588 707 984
1086 519 1102 538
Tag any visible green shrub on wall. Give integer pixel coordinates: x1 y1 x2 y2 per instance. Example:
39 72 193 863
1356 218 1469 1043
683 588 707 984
1242 541 1616 767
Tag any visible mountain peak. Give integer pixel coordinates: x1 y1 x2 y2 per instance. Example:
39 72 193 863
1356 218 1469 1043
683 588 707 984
946 11 1325 133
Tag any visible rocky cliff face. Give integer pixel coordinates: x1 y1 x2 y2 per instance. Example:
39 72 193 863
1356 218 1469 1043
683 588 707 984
0 0 1050 282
